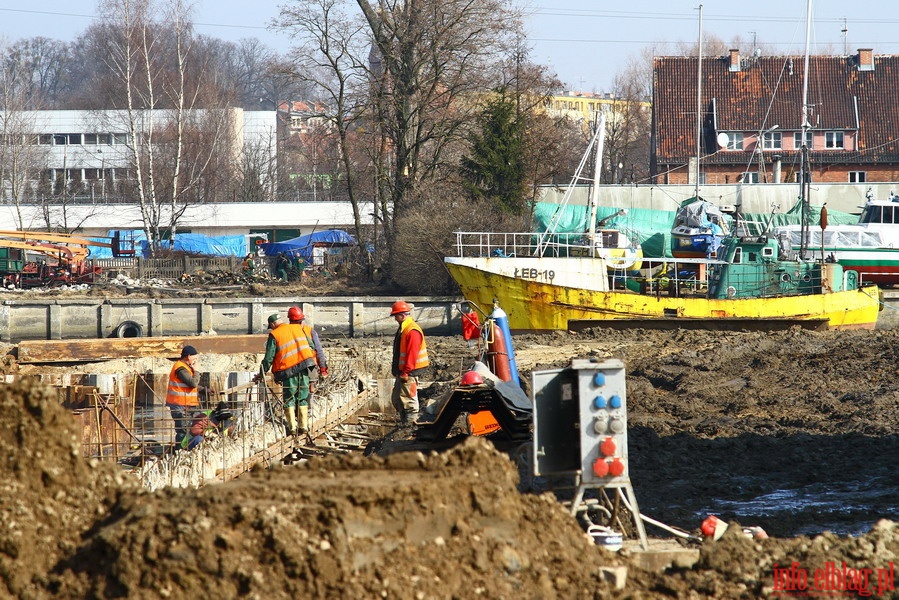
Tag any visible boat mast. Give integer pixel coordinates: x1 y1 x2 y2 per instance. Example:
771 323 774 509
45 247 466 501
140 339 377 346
799 0 813 259
694 4 703 200
587 112 607 256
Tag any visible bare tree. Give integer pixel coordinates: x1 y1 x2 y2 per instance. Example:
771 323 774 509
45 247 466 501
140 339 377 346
0 41 49 228
275 0 372 243
3 37 72 108
97 0 236 254
353 0 523 271
603 71 652 185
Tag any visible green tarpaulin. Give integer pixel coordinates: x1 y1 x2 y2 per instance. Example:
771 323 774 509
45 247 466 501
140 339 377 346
533 198 857 259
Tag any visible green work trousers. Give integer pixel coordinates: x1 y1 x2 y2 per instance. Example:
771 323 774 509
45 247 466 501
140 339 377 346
281 369 311 408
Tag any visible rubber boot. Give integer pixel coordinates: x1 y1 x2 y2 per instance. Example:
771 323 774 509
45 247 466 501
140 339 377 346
284 407 298 436
298 405 309 434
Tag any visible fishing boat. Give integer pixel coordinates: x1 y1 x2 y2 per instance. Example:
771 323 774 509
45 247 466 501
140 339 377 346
444 0 881 332
444 229 880 332
775 197 899 286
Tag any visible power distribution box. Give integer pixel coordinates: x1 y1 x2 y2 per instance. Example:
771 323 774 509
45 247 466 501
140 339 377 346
532 358 628 482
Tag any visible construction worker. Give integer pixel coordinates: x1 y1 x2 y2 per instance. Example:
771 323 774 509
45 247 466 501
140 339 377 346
288 306 328 433
242 253 256 276
181 401 235 450
288 305 328 378
275 253 290 281
259 313 318 436
166 345 202 446
390 300 430 423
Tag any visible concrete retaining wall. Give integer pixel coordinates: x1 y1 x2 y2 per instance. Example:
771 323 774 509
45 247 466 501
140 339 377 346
3 292 897 342
0 296 463 342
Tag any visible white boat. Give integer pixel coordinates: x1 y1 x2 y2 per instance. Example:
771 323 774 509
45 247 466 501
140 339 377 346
775 197 899 286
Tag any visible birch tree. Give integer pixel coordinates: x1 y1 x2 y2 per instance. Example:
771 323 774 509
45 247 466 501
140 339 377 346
0 41 49 228
97 0 234 254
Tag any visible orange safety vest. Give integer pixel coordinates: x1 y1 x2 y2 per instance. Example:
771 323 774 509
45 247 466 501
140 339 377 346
270 323 316 373
166 359 199 406
398 318 430 372
291 323 320 368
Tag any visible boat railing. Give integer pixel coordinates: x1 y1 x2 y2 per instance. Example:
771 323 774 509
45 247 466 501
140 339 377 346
451 231 627 258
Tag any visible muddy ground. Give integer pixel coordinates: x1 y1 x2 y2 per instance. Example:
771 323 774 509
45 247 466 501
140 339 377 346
2 327 899 598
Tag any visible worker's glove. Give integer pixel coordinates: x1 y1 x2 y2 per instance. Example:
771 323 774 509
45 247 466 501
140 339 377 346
319 367 329 379
252 373 263 383
400 373 409 381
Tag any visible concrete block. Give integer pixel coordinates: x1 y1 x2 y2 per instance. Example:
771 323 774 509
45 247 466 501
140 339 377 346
598 566 627 589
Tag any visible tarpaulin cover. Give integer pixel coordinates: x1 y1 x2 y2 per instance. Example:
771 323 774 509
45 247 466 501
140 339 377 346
89 231 246 258
533 199 857 259
258 229 356 259
152 233 247 257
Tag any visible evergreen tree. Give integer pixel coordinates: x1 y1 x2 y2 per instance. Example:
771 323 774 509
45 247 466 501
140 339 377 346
460 96 527 214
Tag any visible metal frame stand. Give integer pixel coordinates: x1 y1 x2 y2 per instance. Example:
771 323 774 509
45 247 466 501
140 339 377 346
571 478 648 550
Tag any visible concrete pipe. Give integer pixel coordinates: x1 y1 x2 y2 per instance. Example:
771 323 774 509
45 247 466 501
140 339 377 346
113 320 144 338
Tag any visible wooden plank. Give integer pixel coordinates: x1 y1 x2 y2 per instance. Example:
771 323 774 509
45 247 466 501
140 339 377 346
17 334 269 364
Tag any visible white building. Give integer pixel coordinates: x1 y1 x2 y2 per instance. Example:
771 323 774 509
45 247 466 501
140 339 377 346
0 109 372 241
1 108 276 194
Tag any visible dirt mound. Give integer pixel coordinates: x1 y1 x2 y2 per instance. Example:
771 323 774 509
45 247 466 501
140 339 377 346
0 379 134 598
48 439 621 599
629 519 899 597
3 327 899 598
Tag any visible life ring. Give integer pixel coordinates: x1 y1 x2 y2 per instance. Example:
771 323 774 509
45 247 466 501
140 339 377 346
606 248 638 270
113 320 144 338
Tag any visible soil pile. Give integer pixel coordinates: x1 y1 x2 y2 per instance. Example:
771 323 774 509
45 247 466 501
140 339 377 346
2 327 899 598
0 379 135 598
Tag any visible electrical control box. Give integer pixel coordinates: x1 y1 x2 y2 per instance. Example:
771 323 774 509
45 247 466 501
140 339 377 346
532 358 628 482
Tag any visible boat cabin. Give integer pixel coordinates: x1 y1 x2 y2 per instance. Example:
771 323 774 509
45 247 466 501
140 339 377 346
708 235 852 299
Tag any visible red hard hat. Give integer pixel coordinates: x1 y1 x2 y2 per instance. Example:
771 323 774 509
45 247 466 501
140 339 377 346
390 300 411 315
460 371 484 386
287 306 305 321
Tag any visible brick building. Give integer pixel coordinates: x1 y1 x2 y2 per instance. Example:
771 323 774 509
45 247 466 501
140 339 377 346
652 48 899 186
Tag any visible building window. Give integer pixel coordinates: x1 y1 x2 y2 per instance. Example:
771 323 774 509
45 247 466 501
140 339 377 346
84 133 97 145
38 134 52 145
98 133 112 145
724 132 743 150
741 172 760 184
849 171 866 183
793 131 812 148
761 131 782 150
52 133 82 145
113 133 129 145
825 131 844 149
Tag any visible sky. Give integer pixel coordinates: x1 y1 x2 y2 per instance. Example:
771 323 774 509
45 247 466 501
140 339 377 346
3 1 898 93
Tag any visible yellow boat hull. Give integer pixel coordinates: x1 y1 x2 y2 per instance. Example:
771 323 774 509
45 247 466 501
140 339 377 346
445 258 880 332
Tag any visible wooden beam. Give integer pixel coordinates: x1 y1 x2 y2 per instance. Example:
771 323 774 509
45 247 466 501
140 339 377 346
17 334 269 364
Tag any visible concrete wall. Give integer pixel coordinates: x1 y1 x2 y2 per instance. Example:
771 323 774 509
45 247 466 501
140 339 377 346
542 182 892 215
2 292 896 342
0 296 463 342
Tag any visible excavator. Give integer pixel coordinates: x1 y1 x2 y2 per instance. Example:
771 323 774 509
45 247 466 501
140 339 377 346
0 230 134 289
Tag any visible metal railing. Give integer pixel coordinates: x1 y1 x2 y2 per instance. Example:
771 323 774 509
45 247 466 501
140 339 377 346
451 231 637 259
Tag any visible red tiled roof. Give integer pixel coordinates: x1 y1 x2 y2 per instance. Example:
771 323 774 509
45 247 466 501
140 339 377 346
653 52 899 166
